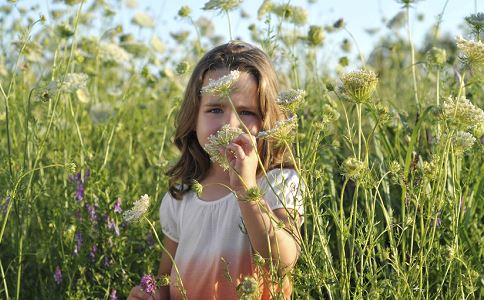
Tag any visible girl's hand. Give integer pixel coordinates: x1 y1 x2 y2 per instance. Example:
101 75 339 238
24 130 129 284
127 286 161 300
224 133 259 191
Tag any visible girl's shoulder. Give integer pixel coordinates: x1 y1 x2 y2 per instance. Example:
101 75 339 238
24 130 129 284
261 168 299 185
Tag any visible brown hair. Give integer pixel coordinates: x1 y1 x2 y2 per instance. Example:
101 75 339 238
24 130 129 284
167 41 292 199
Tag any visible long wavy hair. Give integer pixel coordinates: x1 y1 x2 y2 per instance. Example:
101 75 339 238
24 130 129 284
167 41 293 199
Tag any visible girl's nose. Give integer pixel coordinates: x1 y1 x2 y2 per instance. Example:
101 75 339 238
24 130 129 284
226 111 240 128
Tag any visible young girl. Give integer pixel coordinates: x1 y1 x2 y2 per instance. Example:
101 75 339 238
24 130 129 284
128 41 303 300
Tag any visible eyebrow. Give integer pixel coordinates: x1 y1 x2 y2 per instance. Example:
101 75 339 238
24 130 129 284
203 101 258 111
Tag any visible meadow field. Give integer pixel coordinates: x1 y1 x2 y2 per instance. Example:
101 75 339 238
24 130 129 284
0 0 483 299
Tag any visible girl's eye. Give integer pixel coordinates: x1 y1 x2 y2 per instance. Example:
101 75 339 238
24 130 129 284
208 108 222 113
240 111 256 116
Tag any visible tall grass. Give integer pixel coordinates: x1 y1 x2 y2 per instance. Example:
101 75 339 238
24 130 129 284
0 1 482 299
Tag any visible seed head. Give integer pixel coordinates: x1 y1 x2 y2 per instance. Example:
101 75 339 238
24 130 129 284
200 70 240 97
123 194 150 222
61 73 89 93
203 125 243 170
176 61 190 75
307 25 324 46
464 13 484 35
256 115 297 147
237 276 259 299
340 69 378 104
178 6 191 17
425 47 447 68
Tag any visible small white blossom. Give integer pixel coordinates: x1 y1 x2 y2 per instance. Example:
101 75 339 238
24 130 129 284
451 131 476 154
441 96 484 130
98 42 131 65
202 0 243 12
132 12 155 28
277 89 305 112
123 194 150 222
200 70 240 97
340 69 378 104
61 73 89 93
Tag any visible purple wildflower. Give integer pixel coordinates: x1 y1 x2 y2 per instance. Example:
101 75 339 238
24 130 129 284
69 169 90 201
146 231 155 247
85 203 98 222
140 274 157 294
106 216 120 236
435 210 442 227
74 231 82 255
1 196 11 214
54 266 62 284
89 244 97 261
104 256 112 267
113 197 122 213
110 289 117 300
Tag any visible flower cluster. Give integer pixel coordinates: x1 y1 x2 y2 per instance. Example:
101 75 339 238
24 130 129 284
192 180 204 197
68 170 90 201
203 124 243 170
200 70 240 97
456 35 484 68
202 0 243 12
60 73 89 93
98 42 131 65
441 96 484 130
140 274 157 294
340 69 378 104
132 12 155 28
425 47 447 68
451 131 476 155
276 89 305 113
123 194 151 222
257 115 297 147
54 266 62 285
341 157 374 187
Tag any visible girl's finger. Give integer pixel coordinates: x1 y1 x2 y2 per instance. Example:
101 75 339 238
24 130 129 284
226 143 246 160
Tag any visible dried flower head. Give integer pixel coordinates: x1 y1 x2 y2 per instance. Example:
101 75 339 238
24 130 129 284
456 35 484 68
202 0 243 12
123 194 150 222
426 47 447 68
237 276 259 299
441 95 484 130
341 157 374 187
176 61 190 75
256 115 297 147
307 25 324 46
200 70 240 97
203 125 243 170
340 69 378 104
277 89 305 112
140 274 157 294
451 131 476 155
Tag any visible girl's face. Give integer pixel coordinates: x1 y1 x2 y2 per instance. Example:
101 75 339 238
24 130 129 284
196 68 262 150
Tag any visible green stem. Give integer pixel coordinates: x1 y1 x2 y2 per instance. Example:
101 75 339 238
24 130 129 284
406 5 420 111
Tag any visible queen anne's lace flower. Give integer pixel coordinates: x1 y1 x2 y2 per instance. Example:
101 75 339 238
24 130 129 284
451 131 476 154
456 35 484 67
132 12 155 28
98 42 131 65
202 0 243 12
277 89 305 112
256 115 297 146
203 125 243 170
61 73 89 93
201 70 240 97
123 194 150 222
340 69 378 104
441 96 484 130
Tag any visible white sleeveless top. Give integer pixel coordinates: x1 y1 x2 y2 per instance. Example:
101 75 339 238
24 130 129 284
159 168 303 299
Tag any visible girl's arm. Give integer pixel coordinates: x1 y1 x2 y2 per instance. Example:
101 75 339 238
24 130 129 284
226 134 301 275
127 236 178 300
238 200 301 275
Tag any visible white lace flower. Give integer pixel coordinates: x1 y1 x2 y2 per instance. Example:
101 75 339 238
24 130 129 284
132 12 155 28
98 42 131 65
441 95 484 130
123 194 150 222
451 131 476 154
456 35 484 67
257 115 297 146
61 73 89 93
340 69 378 104
277 89 305 112
203 125 243 170
200 70 240 97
